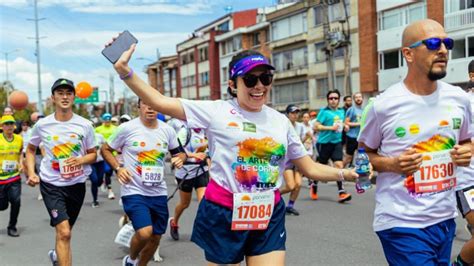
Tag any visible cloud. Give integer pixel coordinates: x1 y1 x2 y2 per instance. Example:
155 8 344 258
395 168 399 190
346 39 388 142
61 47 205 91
0 0 216 15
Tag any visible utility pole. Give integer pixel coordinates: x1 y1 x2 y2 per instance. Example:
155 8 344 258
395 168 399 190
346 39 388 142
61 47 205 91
340 0 352 96
28 0 46 113
322 1 335 92
109 73 115 115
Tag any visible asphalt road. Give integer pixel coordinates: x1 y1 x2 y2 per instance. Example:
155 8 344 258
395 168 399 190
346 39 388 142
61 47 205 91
0 173 470 266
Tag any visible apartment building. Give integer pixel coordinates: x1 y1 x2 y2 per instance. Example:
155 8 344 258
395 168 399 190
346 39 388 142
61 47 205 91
215 7 279 99
359 0 474 94
267 0 360 112
176 9 258 100
145 55 178 97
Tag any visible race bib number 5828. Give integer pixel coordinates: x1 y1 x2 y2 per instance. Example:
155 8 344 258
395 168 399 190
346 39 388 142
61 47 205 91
413 150 456 193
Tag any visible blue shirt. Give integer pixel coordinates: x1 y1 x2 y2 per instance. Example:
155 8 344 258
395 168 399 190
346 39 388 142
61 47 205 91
316 107 345 144
345 105 363 138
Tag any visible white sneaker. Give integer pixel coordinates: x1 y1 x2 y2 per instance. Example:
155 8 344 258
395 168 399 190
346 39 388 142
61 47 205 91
48 249 58 266
100 184 107 193
37 193 43 201
108 190 115 199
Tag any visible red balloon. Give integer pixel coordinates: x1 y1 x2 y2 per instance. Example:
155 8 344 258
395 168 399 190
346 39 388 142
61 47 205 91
9 90 29 110
76 81 93 99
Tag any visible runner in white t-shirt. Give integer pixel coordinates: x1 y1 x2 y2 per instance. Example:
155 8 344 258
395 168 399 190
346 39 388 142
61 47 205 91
168 120 210 241
279 104 304 216
358 20 473 265
453 59 474 266
101 99 186 266
26 78 97 266
108 44 357 265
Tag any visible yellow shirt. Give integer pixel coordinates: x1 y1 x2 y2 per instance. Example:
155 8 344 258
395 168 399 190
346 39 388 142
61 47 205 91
0 133 22 184
95 124 117 142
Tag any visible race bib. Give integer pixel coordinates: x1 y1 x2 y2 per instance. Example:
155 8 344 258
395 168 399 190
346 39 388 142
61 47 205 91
141 166 164 186
231 190 274 231
2 160 17 172
334 121 343 133
59 158 84 179
413 150 456 193
464 188 474 210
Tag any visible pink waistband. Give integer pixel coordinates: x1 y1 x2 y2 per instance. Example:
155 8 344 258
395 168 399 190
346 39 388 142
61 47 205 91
204 178 281 210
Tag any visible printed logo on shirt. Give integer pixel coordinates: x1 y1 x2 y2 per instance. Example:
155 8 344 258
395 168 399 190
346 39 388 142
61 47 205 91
243 122 257 133
452 118 461 130
409 124 420 135
133 141 139 147
140 142 146 147
226 122 240 131
46 136 52 142
395 127 406 138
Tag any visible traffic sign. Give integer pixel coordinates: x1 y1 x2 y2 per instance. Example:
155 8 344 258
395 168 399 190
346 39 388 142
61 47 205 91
75 87 99 103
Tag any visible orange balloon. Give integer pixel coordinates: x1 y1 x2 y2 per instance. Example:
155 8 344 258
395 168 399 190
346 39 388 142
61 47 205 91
9 90 29 110
76 81 93 99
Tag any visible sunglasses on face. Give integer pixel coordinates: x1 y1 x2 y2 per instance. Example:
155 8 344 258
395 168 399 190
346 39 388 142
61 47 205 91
408 37 454 50
242 73 273 88
3 122 15 126
328 97 339 100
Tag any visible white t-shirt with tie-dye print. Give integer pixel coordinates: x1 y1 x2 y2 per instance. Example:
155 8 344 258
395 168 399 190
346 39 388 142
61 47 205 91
456 90 474 190
107 118 179 197
180 98 307 194
29 113 96 186
358 81 472 232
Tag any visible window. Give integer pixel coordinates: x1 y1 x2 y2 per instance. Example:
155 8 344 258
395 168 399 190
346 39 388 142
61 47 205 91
199 47 208 62
316 75 344 97
272 13 307 41
379 50 403 70
233 35 242 52
181 75 196 88
272 46 308 71
380 8 402 30
314 6 324 26
334 46 345 58
379 2 426 30
272 81 309 105
446 0 474 13
222 67 228 82
199 72 209 86
451 36 474 59
253 32 260 47
315 42 326 62
329 0 350 22
217 21 229 32
452 39 466 59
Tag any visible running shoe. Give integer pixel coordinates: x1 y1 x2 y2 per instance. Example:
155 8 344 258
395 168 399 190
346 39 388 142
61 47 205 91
100 183 107 193
169 217 179 240
91 201 99 208
122 255 137 266
285 206 300 216
338 192 352 203
37 193 43 201
48 249 58 266
108 190 115 199
310 184 318 200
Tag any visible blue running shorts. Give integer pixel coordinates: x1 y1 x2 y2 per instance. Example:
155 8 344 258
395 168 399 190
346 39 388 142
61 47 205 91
191 197 286 264
376 219 455 266
122 194 169 235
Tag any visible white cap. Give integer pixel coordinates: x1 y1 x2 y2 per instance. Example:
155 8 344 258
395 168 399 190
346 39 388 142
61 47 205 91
120 114 131 121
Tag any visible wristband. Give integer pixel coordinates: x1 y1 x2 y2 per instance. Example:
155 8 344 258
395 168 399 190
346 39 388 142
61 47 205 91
120 68 133 80
338 169 345 181
115 166 121 172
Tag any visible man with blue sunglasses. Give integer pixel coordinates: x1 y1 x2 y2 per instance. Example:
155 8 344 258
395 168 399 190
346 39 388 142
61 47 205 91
359 19 472 266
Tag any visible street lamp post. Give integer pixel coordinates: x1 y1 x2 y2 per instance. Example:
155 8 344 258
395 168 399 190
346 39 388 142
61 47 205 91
99 90 110 113
2 49 19 82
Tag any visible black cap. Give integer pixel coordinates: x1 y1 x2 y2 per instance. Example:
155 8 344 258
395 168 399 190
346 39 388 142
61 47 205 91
286 104 300 114
51 78 75 94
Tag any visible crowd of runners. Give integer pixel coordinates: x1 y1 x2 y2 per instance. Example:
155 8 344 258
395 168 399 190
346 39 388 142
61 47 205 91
0 18 473 266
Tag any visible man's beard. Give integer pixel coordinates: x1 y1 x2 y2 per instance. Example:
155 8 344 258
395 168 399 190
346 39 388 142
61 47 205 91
427 68 447 81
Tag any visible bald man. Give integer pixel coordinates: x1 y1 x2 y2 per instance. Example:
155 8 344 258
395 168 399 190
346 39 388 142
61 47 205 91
358 19 472 265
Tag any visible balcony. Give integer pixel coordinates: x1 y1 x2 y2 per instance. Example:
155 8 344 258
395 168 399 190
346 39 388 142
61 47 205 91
274 65 308 80
445 8 474 32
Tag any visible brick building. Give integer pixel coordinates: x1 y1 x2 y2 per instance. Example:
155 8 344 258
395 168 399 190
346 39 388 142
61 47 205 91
145 55 178 97
176 9 258 100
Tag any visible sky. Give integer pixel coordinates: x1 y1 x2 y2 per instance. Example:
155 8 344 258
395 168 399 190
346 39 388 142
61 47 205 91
0 0 275 105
